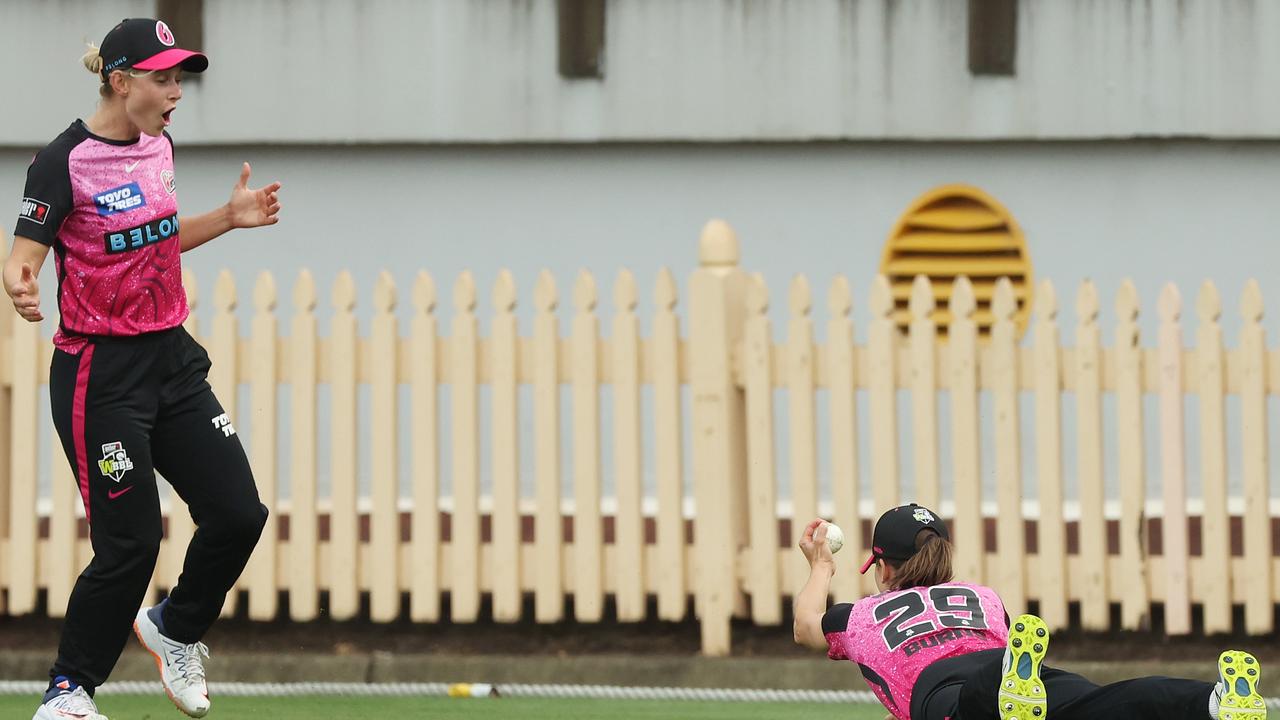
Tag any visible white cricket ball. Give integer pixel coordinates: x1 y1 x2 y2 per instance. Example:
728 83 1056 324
823 522 845 554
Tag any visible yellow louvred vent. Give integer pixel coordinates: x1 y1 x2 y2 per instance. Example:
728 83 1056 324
879 184 1033 338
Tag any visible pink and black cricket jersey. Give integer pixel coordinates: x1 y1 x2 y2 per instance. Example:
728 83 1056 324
15 120 187 353
824 582 1009 720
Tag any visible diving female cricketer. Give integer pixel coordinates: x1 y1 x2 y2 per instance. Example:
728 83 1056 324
794 504 1267 720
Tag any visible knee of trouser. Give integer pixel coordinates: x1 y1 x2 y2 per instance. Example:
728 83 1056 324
219 502 268 547
92 529 162 574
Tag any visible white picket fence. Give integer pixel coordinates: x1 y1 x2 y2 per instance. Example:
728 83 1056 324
0 221 1276 655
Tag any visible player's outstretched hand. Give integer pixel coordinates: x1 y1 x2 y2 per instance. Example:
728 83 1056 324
228 162 282 229
798 517 835 570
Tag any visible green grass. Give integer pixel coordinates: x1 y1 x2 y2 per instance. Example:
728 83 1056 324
1 694 888 719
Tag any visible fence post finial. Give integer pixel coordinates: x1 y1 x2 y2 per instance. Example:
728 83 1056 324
374 271 398 313
1196 280 1221 324
493 269 517 312
412 271 436 314
655 267 677 311
827 275 852 318
698 219 740 269
1076 279 1098 326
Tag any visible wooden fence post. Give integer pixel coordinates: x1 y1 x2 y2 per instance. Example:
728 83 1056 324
743 273 779 624
1158 284 1191 635
490 271 521 622
289 270 320 621
248 272 279 621
1239 280 1272 634
787 275 818 601
949 277 983 586
652 269 687 621
1195 282 1230 634
1033 280 1067 630
1114 280 1150 630
991 278 1026 613
1074 280 1108 630
688 220 748 656
6 308 38 614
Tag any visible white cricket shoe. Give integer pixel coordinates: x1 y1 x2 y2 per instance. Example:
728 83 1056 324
132 605 211 718
32 682 108 720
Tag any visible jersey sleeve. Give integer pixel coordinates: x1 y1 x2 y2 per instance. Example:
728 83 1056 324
822 602 855 660
14 145 74 246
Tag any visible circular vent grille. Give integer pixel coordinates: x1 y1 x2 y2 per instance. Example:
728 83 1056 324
879 184 1032 339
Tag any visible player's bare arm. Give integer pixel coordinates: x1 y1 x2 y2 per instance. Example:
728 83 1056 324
793 518 835 650
179 162 281 252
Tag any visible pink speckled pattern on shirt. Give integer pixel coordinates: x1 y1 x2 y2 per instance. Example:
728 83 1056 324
54 130 187 352
826 582 1008 720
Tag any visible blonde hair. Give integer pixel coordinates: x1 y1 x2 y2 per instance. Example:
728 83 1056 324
885 530 954 590
81 42 152 98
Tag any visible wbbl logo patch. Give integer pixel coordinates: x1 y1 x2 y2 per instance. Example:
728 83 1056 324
98 441 134 482
19 197 50 225
94 183 147 216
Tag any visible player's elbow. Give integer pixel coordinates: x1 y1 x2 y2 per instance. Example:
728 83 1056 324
793 615 823 650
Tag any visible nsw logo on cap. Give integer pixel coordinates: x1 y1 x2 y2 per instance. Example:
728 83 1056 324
156 20 175 47
913 508 936 524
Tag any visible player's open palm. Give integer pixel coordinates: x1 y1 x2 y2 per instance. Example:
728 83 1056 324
7 262 43 323
227 162 282 229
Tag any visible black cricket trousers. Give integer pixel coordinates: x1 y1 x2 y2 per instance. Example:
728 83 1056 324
919 648 1215 720
47 325 267 689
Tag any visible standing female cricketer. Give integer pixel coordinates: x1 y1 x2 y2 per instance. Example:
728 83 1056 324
794 503 1268 720
5 18 281 720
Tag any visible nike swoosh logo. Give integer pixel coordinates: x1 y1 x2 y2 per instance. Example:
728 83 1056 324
108 486 134 500
125 160 141 173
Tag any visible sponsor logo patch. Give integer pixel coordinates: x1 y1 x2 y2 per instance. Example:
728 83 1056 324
212 412 236 437
108 485 134 500
19 197 50 225
103 212 179 254
94 183 147 216
161 169 176 194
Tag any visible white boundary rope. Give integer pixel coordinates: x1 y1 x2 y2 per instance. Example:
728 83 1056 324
0 680 865 703
1 681 1276 709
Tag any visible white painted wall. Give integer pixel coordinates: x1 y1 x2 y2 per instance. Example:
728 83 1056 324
3 0 1280 144
6 141 1277 341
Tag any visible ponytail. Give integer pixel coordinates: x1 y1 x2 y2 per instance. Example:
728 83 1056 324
886 529 953 590
82 43 104 74
81 43 114 98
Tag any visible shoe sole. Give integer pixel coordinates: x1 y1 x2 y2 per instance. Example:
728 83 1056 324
1217 650 1266 720
132 611 209 719
998 614 1049 720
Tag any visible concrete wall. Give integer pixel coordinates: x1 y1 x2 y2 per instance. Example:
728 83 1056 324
3 0 1279 145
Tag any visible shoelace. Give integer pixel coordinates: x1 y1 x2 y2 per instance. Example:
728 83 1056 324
48 686 100 716
170 642 210 686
